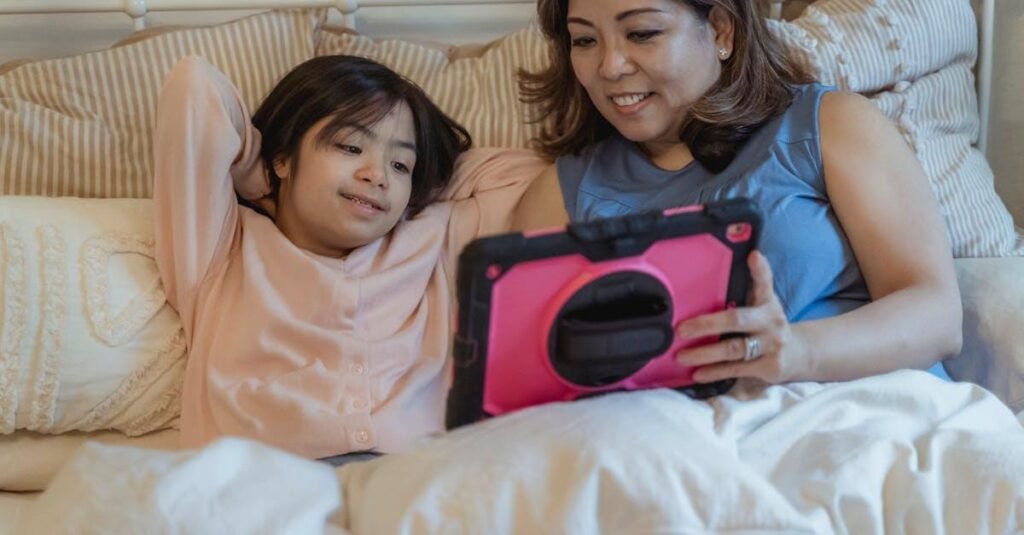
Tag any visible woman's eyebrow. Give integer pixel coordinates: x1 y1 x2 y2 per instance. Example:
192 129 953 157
567 8 667 27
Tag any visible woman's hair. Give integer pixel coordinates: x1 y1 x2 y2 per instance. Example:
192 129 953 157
250 55 471 216
520 0 812 172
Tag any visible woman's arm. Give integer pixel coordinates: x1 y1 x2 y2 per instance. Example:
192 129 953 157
153 56 263 335
678 91 962 384
802 91 962 379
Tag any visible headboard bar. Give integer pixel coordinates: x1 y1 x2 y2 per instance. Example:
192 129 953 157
3 0 785 29
0 0 534 30
976 0 994 154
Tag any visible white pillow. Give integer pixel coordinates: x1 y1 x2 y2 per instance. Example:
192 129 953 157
945 257 1024 413
0 197 182 436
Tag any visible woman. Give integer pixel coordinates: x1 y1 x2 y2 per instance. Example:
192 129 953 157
513 0 962 384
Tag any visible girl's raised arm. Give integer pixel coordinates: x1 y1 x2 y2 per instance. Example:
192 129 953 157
152 57 263 336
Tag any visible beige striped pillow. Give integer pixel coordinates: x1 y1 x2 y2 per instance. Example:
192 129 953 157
316 24 548 149
0 9 324 198
771 0 1019 257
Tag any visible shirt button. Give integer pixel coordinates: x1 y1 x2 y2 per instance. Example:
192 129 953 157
356 431 370 443
352 364 366 375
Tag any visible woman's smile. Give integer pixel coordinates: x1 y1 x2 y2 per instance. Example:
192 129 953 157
609 91 655 115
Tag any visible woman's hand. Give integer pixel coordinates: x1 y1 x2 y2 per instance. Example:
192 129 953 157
674 251 809 384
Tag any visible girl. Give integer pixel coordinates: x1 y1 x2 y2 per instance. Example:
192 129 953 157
153 55 539 461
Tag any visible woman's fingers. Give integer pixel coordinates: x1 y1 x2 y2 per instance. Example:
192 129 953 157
691 356 777 383
674 251 793 382
677 303 775 340
748 250 775 306
672 250 795 382
677 335 754 367
676 251 779 339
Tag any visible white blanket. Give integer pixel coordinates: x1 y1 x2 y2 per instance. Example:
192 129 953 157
16 370 1024 534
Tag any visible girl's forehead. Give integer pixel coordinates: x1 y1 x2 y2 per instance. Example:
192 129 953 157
308 100 410 140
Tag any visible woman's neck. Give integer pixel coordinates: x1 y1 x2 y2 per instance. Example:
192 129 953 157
638 139 695 172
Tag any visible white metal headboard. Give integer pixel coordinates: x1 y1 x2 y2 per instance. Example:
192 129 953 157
0 0 793 32
1 0 535 31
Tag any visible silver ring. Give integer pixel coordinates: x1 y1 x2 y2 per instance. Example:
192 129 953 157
743 336 762 362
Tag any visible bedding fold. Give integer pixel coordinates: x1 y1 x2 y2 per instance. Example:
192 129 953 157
15 370 1024 533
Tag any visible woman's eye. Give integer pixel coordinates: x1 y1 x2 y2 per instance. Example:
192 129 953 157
570 36 595 48
628 30 661 42
336 144 361 155
392 161 411 174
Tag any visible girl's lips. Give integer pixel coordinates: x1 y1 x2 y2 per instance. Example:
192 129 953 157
340 193 385 214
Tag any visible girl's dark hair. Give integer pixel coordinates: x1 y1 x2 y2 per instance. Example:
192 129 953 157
520 0 812 172
249 55 471 216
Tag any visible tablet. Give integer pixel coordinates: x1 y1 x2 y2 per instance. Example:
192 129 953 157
446 198 761 429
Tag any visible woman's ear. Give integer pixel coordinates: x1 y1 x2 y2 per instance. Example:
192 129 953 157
708 6 736 59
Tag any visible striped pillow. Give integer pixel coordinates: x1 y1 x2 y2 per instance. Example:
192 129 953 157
316 25 548 149
0 9 324 198
771 0 1018 257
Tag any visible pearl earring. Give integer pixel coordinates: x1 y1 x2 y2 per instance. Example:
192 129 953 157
719 48 729 59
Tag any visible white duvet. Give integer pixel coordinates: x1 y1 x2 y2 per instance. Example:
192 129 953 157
15 370 1024 534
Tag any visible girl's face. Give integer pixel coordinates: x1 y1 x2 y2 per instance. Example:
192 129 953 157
567 0 727 152
273 102 416 258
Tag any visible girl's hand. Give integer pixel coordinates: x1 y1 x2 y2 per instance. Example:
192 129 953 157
251 194 277 220
674 251 808 384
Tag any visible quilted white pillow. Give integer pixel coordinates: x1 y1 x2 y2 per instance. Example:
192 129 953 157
0 197 183 436
770 0 1018 257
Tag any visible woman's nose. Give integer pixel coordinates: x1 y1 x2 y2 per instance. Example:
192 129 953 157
599 45 633 79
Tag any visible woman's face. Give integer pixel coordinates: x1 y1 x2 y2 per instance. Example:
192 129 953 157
567 0 727 151
273 102 416 258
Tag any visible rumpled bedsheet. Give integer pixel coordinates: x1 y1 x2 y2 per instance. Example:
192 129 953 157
16 370 1024 534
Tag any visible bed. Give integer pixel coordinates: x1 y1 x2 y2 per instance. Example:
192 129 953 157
1 0 1023 533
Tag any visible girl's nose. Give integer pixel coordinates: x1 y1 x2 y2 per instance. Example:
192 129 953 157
356 162 387 189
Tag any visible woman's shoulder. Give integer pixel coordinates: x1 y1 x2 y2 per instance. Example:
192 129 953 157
818 90 883 122
818 90 908 160
773 83 834 135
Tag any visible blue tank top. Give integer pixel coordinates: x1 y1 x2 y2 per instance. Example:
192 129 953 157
556 84 869 323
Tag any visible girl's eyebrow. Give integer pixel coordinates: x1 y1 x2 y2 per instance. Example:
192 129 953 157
568 8 667 27
346 124 417 153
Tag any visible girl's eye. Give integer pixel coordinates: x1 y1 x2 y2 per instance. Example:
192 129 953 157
628 30 661 42
336 144 361 155
392 161 411 174
570 36 595 48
